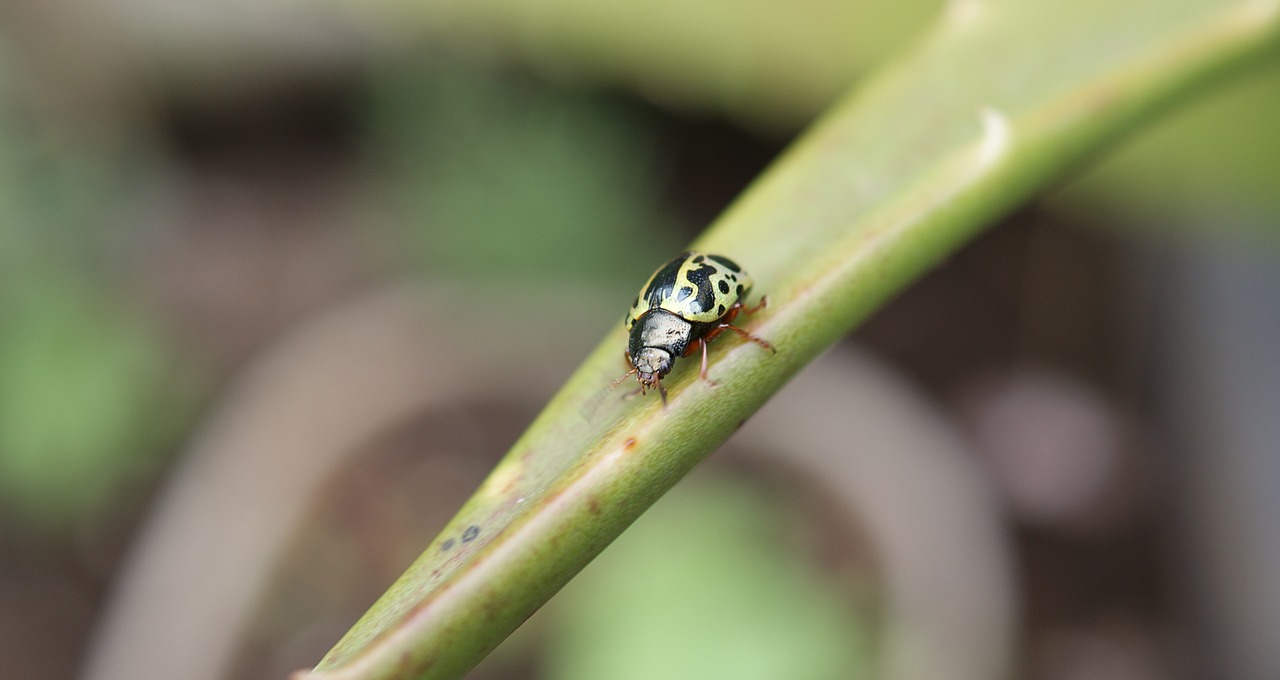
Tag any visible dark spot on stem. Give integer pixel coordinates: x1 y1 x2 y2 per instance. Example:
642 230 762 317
462 526 480 543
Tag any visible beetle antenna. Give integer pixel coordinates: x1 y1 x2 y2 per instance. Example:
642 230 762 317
581 367 638 421
610 368 637 390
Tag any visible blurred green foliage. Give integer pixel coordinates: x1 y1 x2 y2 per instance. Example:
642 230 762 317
1053 52 1280 245
369 64 681 286
344 0 942 129
0 42 183 531
544 476 871 680
0 273 174 527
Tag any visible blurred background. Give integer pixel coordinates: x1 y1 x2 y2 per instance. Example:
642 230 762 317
1 1 1278 679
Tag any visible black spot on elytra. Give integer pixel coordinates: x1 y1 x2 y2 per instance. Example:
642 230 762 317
441 539 456 552
644 256 686 308
736 283 745 295
718 280 730 294
708 254 742 273
683 262 719 315
462 526 480 542
676 286 693 302
692 254 705 263
717 304 726 315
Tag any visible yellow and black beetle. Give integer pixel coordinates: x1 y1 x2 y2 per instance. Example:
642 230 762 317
614 251 774 405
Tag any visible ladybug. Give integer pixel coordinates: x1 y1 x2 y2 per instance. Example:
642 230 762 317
614 251 774 405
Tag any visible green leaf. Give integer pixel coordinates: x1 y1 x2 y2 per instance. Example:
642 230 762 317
304 2 1280 678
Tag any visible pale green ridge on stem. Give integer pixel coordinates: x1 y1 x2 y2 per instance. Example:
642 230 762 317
303 2 1280 678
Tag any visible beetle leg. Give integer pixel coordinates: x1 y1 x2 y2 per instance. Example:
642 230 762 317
699 337 720 387
718 303 742 326
715 322 776 354
679 336 719 387
702 325 728 343
744 295 769 315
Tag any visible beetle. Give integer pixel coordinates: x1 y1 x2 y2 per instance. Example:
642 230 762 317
613 251 774 405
